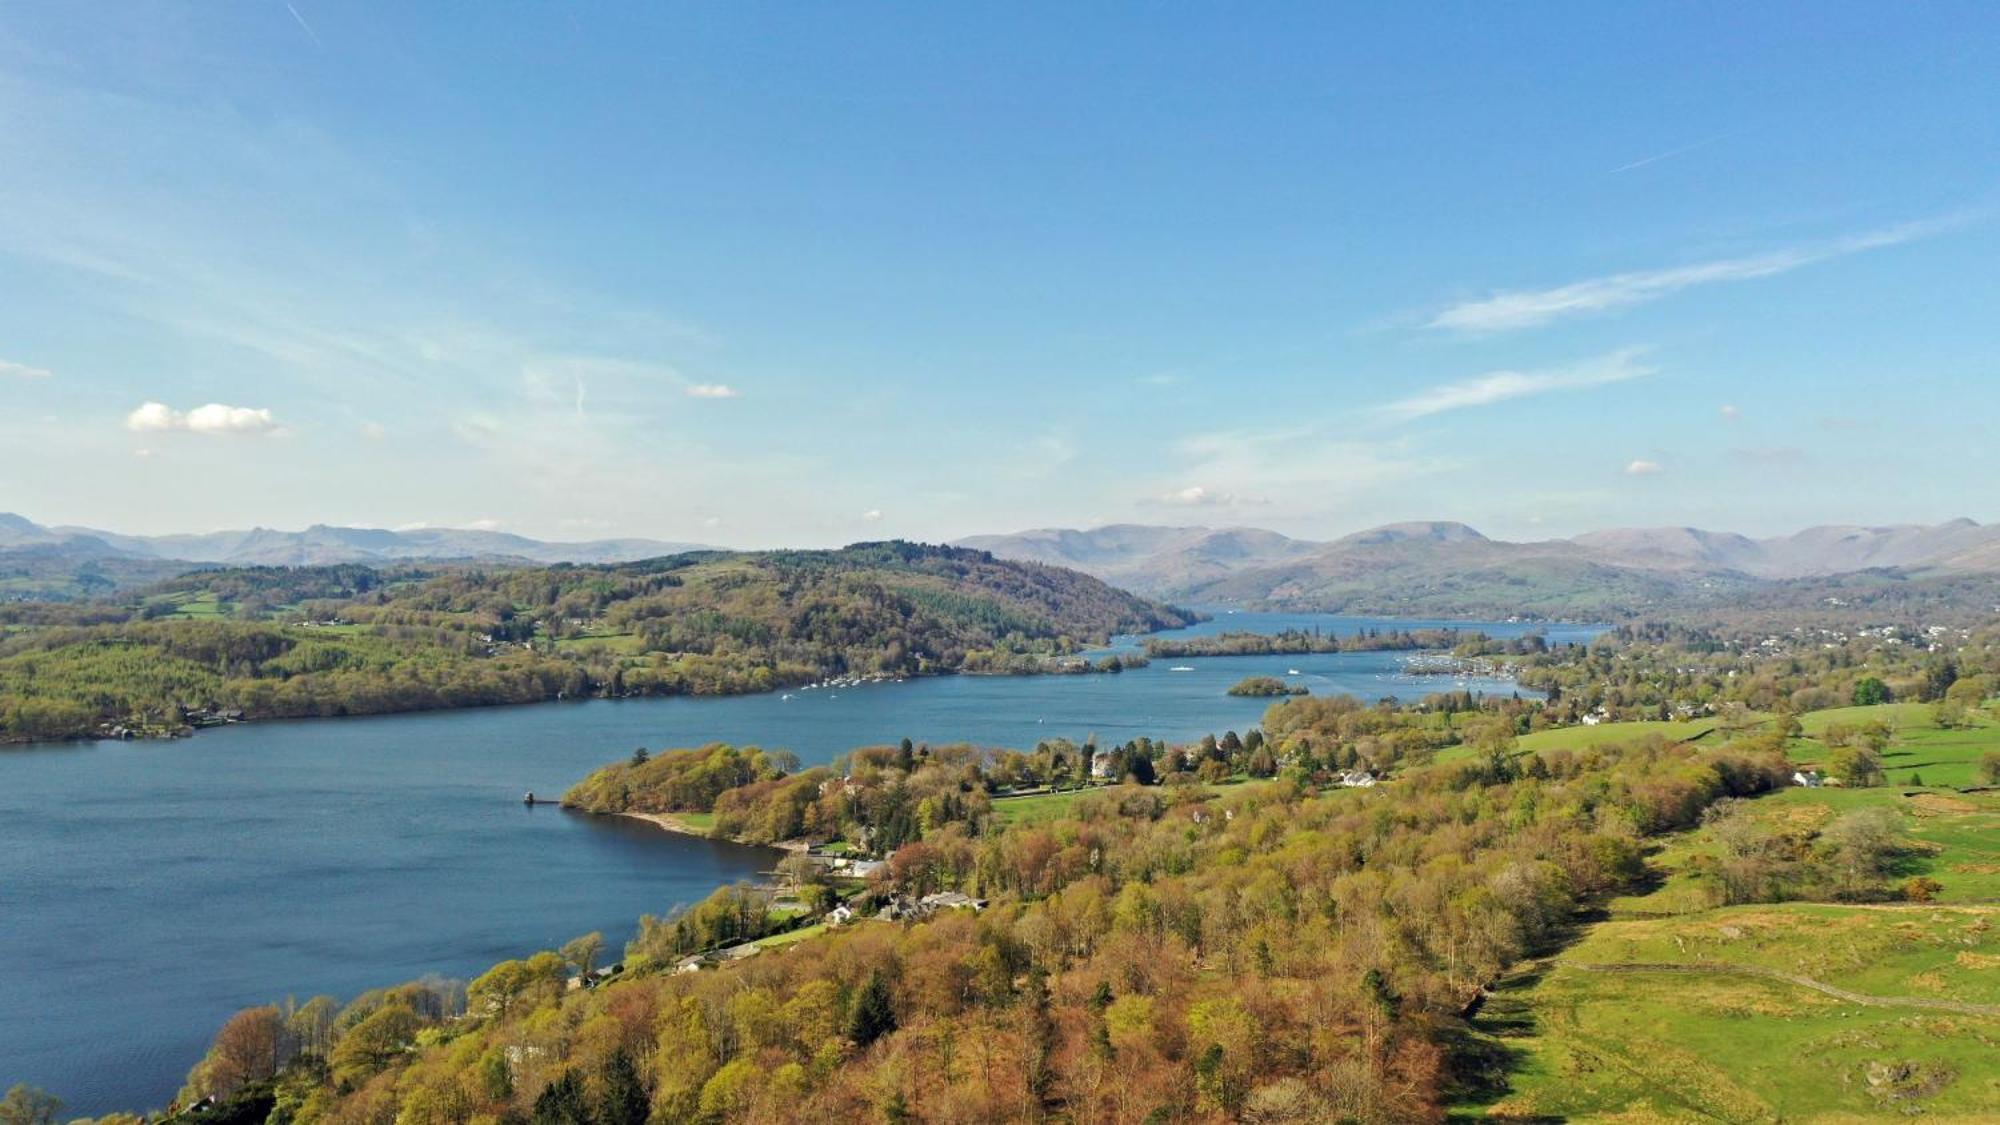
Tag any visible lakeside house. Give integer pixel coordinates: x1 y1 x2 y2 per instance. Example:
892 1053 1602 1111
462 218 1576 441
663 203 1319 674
877 891 988 922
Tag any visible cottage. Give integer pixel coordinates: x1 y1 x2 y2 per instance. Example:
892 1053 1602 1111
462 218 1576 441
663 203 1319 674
1337 770 1378 788
1090 751 1119 780
918 891 987 912
828 903 856 926
1792 769 1823 788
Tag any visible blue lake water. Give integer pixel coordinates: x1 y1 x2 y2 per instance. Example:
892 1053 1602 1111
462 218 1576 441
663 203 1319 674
0 612 1595 1112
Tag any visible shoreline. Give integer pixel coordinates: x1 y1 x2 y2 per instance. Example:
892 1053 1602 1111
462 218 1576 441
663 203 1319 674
613 810 810 854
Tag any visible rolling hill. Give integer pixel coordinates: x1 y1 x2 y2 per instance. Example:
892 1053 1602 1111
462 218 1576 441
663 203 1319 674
0 513 715 598
959 518 2000 618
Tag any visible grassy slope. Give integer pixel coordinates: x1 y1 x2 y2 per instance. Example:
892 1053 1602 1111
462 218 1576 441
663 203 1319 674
1457 714 2000 1120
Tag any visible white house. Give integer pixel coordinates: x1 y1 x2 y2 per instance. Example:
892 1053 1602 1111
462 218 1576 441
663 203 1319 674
1337 770 1378 788
1792 770 1823 788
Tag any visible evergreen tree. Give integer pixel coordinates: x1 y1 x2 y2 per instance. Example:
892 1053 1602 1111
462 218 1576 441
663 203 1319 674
848 969 897 1047
595 1049 647 1125
531 1071 591 1125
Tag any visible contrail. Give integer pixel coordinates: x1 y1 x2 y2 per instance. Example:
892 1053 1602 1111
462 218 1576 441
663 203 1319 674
285 2 322 46
1609 129 1744 175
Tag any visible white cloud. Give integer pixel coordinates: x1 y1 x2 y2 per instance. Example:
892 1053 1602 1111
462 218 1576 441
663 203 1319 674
127 401 282 435
685 383 738 399
1376 350 1653 422
1429 219 1955 332
125 402 180 431
1158 485 1232 507
187 403 279 434
465 518 502 531
1719 404 1741 422
360 420 386 440
861 509 883 522
1624 459 1664 476
1 358 53 379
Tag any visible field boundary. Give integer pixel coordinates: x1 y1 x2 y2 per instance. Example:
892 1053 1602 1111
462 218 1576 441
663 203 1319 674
1564 960 2000 1016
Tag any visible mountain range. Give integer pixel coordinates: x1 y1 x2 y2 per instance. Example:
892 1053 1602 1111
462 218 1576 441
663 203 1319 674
955 518 2000 618
0 513 708 571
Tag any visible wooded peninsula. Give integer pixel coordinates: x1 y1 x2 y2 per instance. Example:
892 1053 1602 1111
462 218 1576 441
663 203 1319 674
0 543 1193 742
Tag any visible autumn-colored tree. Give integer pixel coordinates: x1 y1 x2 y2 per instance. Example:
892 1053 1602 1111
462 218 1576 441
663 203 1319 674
184 1005 286 1099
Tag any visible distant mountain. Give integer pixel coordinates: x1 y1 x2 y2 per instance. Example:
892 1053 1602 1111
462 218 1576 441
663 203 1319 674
0 513 716 599
959 518 2000 618
955 524 1322 596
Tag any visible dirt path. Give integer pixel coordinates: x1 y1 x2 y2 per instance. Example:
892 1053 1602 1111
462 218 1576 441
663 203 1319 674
1564 960 2000 1016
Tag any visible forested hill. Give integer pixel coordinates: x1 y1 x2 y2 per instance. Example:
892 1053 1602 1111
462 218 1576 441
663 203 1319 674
0 542 1194 741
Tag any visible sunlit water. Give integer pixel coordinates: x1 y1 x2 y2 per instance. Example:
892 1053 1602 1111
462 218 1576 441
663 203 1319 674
0 612 1596 1111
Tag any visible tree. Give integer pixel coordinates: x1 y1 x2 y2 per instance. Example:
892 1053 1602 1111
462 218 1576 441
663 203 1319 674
531 1071 591 1125
1921 657 1959 702
1982 751 2000 787
586 1044 639 1123
561 932 606 980
1852 677 1890 706
1932 699 1968 730
188 1005 286 1099
848 969 897 1047
0 1086 62 1125
287 996 340 1059
1829 744 1883 788
328 1002 420 1087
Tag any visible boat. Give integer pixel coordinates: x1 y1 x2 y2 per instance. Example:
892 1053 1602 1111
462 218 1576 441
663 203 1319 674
1170 665 1195 672
1287 669 1302 675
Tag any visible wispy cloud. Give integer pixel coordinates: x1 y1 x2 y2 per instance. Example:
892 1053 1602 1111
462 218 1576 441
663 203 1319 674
1623 459 1664 476
0 357 53 379
1608 129 1745 175
1428 218 1958 332
1375 350 1653 422
284 3 322 46
684 383 738 399
861 508 883 522
126 401 283 436
1148 484 1257 508
1719 404 1741 422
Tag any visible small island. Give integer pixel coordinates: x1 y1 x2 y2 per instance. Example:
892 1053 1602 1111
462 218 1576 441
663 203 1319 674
1226 675 1309 697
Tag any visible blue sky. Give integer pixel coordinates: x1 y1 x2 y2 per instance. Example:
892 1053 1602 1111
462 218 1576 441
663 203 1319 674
0 4 1994 547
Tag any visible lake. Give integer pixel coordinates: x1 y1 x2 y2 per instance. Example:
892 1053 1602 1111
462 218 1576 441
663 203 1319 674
0 613 1596 1112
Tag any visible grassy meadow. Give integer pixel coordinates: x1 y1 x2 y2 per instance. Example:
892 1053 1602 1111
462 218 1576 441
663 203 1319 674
1456 703 2000 1121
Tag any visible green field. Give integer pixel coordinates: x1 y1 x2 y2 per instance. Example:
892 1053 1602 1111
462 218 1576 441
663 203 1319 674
1514 717 1731 752
1786 704 2000 789
752 922 827 949
1458 760 2000 1120
551 630 647 655
157 591 229 618
991 786 1104 825
1468 944 2000 1121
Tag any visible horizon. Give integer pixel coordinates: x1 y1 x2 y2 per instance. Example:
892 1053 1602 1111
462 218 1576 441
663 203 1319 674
2 6 1996 547
6 506 1994 554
